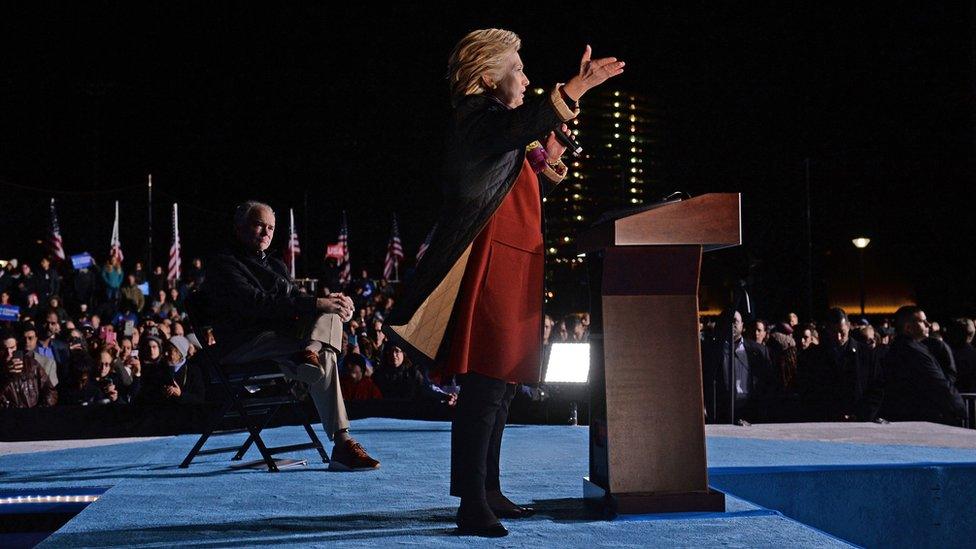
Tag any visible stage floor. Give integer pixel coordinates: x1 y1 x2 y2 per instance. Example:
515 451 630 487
4 419 975 548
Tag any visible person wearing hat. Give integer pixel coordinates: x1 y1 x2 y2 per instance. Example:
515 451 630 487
138 335 204 404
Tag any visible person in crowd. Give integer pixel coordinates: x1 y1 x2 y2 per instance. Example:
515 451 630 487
138 335 202 404
22 324 58 386
45 296 69 324
101 257 124 302
562 314 587 342
766 323 798 393
185 258 205 288
923 328 957 388
120 274 145 313
880 305 966 425
150 265 167 295
0 331 57 408
745 318 769 346
58 350 105 406
132 261 147 285
944 317 976 393
36 312 69 372
384 28 622 536
205 200 379 470
72 267 97 310
798 308 883 421
704 310 776 423
340 353 383 401
373 344 454 404
786 312 799 328
91 350 122 404
36 257 61 305
794 323 819 351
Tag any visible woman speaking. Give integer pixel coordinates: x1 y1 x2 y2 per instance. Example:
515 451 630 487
384 28 623 537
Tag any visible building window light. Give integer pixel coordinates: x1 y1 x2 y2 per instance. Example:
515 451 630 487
613 102 620 108
576 215 583 221
613 112 620 118
572 194 581 199
614 133 620 139
629 115 636 122
630 103 636 110
630 187 638 193
630 176 637 183
563 236 571 242
549 247 557 254
631 198 639 204
606 143 613 148
631 167 637 173
631 147 637 153
573 172 581 178
630 136 636 143
534 88 544 95
630 157 637 163
572 161 580 167
614 123 619 128
614 91 620 97
630 126 636 132
572 129 580 136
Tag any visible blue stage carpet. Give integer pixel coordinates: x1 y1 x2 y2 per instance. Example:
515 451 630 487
3 419 974 547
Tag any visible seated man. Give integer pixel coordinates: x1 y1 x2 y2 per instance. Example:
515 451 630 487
205 201 379 470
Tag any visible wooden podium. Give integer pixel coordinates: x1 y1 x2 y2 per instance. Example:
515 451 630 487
577 193 741 514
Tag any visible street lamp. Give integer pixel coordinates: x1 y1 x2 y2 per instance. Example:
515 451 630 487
852 237 871 316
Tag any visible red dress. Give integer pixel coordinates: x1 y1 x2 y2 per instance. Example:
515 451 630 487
445 159 544 384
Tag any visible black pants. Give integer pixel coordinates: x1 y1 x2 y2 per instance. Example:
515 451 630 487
450 372 517 500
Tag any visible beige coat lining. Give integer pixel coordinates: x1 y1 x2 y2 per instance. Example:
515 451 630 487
390 244 472 360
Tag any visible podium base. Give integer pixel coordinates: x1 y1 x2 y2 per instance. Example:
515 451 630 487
583 477 726 515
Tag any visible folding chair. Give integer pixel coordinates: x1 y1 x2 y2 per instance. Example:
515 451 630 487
178 291 330 472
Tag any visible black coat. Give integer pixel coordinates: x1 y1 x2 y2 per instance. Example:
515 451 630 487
881 335 966 424
798 339 884 421
203 243 316 354
950 342 976 393
384 88 575 365
704 335 776 423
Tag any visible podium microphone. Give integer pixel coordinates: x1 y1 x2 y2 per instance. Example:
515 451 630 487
554 128 583 157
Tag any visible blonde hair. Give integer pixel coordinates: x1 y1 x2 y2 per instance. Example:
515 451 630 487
447 28 521 106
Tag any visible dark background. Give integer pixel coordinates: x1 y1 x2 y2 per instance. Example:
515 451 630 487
1 3 974 319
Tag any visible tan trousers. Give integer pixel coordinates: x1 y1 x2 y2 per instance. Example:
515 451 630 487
221 313 349 440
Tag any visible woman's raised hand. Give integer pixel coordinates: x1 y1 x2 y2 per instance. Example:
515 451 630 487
564 45 625 101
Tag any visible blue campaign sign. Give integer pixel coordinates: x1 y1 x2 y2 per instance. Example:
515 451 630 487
71 252 95 270
138 282 150 296
0 304 20 321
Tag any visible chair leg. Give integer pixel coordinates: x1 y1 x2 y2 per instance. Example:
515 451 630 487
180 397 236 468
232 404 281 460
303 422 330 463
233 396 279 472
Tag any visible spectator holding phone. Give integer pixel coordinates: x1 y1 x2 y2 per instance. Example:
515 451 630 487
0 331 57 408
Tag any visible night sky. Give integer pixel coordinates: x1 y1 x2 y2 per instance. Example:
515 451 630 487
1 3 974 318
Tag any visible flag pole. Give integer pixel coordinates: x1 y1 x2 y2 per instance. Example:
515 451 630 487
147 174 153 277
290 208 296 278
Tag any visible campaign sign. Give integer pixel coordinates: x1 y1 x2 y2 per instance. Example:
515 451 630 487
138 282 150 296
71 252 95 270
0 304 20 321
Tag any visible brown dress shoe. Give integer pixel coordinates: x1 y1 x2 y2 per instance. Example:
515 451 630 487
295 349 321 367
328 439 380 471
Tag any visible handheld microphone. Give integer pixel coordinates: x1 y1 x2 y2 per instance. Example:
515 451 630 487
554 128 583 157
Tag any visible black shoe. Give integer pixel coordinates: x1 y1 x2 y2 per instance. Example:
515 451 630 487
487 490 536 519
456 500 508 538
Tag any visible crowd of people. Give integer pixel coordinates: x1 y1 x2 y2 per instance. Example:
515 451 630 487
700 306 975 426
3 252 974 431
0 253 458 411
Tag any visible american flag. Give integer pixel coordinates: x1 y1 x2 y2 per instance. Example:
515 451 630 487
338 210 351 285
383 214 404 281
46 198 66 261
416 222 437 262
109 200 124 264
168 203 181 285
283 208 300 278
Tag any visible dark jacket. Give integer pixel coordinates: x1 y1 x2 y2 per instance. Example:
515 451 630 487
384 87 576 366
798 338 884 421
137 359 205 405
705 335 776 423
950 342 976 393
203 242 317 355
0 354 58 408
373 362 439 401
881 335 966 425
